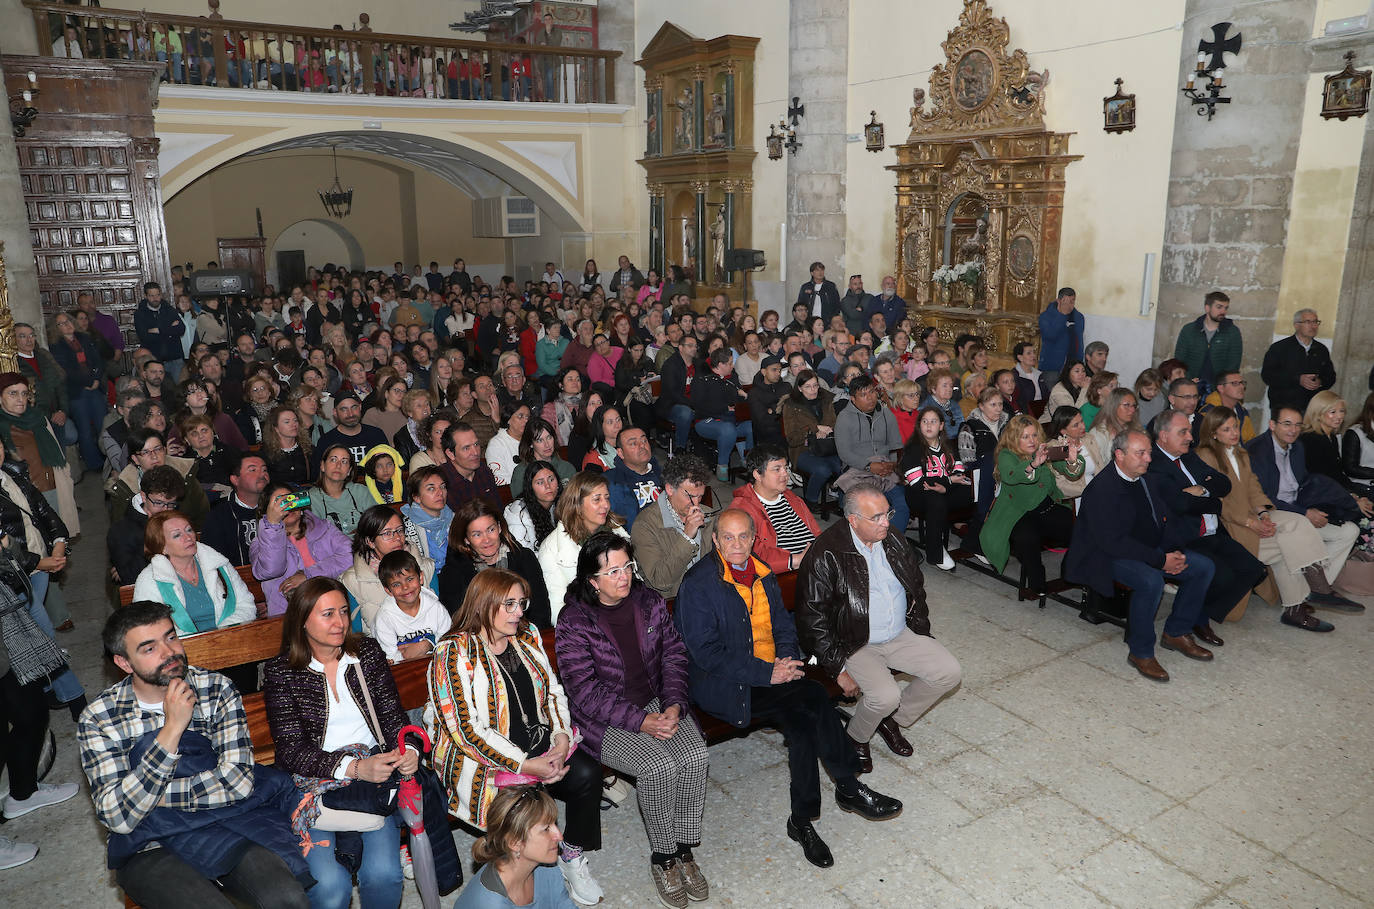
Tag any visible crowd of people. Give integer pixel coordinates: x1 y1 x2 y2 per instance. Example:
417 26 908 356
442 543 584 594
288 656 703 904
0 255 1369 909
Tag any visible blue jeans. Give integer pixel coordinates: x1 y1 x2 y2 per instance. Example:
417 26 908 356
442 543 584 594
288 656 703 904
156 50 184 83
28 572 84 705
1111 553 1215 658
667 403 694 450
695 417 753 469
796 451 843 503
884 483 910 535
304 818 402 909
164 357 185 383
70 387 108 471
542 63 559 101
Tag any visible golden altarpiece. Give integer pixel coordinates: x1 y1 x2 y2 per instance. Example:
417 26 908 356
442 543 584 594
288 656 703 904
891 0 1079 356
636 25 757 300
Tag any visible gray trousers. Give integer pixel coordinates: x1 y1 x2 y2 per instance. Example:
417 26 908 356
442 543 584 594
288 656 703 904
843 628 961 743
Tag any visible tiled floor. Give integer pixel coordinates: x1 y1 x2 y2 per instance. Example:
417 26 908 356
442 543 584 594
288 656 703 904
3 474 1370 907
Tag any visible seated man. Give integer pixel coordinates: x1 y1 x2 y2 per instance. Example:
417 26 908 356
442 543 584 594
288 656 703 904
1148 409 1267 636
748 355 791 448
675 508 901 869
729 444 819 573
1200 370 1256 442
632 453 713 599
1246 407 1363 610
1147 378 1202 441
108 427 210 529
199 451 269 568
604 425 663 529
834 376 910 532
78 603 309 909
1065 430 1218 683
797 484 961 772
439 420 500 511
108 465 186 588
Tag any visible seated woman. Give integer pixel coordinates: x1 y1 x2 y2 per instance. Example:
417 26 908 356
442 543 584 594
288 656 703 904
172 378 249 451
1302 391 1374 506
890 378 922 444
586 333 622 388
0 372 80 537
538 471 629 622
407 409 457 472
541 367 584 447
510 418 575 495
1342 392 1374 492
958 371 987 420
554 533 710 905
391 388 433 464
1195 407 1351 631
341 503 435 635
564 386 606 471
401 465 454 573
453 785 577 909
487 400 532 486
250 482 353 617
978 415 1083 596
288 384 334 448
955 386 1009 529
1078 371 1119 428
1081 388 1142 487
919 368 962 440
308 445 373 536
1042 359 1090 423
360 444 404 504
614 337 657 431
430 568 605 907
900 407 974 571
580 403 625 473
1134 368 1166 429
438 497 552 629
264 405 314 489
1044 406 1090 503
177 413 233 503
507 460 563 553
691 349 753 483
362 375 409 442
782 370 843 509
262 578 414 909
233 373 277 446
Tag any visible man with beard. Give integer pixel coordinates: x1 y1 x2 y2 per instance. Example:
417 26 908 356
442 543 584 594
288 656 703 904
77 603 309 908
311 391 386 472
200 451 269 567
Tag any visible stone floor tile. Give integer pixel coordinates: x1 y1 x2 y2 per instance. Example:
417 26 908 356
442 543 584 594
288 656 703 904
1131 805 1275 888
1066 838 1213 907
1012 873 1117 908
1223 860 1367 909
1284 825 1374 898
923 689 1033 745
921 747 1042 816
1041 760 1177 833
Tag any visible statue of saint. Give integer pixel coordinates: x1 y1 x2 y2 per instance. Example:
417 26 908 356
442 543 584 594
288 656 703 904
709 207 727 283
705 92 727 147
673 85 695 151
909 87 926 127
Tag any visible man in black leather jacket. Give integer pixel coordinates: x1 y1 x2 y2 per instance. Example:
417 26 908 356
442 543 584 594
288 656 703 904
796 483 961 772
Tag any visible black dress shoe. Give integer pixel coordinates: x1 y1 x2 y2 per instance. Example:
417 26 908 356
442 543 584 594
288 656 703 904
786 817 833 868
835 783 902 821
875 717 914 757
1306 591 1365 613
1192 624 1224 647
848 735 873 774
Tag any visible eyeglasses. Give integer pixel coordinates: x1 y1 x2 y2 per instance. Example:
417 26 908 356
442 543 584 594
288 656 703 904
1170 393 1199 401
500 597 531 614
856 510 896 524
1274 420 1302 428
135 445 166 458
376 526 406 539
596 560 638 580
146 498 179 509
1224 379 1248 386
1297 318 1321 325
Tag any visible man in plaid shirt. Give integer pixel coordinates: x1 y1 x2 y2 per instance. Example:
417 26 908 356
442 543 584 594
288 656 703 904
78 602 307 908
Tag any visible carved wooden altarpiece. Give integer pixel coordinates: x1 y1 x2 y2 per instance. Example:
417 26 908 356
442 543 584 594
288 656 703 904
889 0 1079 357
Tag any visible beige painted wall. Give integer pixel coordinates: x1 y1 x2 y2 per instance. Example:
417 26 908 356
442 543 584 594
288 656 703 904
163 150 508 275
1274 71 1366 336
845 0 1186 325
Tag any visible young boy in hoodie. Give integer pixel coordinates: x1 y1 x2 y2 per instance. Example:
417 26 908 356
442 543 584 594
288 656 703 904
371 550 452 663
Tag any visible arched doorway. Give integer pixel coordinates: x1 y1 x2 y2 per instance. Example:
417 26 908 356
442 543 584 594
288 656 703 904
268 219 366 289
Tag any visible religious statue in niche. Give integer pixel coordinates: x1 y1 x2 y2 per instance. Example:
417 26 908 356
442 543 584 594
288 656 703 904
673 85 695 151
680 212 698 276
709 206 727 284
705 92 728 148
958 214 989 263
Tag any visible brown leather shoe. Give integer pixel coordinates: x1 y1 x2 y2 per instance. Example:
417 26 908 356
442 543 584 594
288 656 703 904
1191 624 1224 647
875 717 914 757
1127 654 1170 682
1160 633 1214 662
848 735 873 774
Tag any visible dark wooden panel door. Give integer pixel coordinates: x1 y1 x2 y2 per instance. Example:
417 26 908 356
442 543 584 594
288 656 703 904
217 237 267 295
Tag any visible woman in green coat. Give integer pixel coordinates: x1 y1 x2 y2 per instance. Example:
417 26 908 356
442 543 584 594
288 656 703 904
979 414 1084 594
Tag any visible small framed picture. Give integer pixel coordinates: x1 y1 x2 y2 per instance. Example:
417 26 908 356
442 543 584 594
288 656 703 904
1321 52 1370 121
1103 78 1136 134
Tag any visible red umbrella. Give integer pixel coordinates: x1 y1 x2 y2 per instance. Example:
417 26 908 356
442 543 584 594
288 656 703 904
396 724 441 909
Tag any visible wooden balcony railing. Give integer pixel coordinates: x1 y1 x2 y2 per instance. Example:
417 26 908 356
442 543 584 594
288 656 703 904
24 1 619 104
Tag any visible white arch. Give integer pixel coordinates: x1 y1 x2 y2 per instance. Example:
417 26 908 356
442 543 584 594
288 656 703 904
269 218 366 277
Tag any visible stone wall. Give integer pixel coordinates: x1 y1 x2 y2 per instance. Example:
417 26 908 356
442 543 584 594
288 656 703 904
1331 69 1374 411
1155 0 1318 401
785 0 849 286
0 61 43 331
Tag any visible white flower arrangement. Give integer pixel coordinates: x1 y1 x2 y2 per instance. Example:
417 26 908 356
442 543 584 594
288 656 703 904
931 261 982 288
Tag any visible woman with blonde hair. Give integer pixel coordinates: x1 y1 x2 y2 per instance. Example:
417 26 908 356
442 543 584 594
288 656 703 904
393 388 433 463
452 785 576 908
1081 388 1142 484
262 404 313 488
287 383 333 447
1195 406 1353 630
1301 391 1374 507
537 471 628 620
430 568 604 906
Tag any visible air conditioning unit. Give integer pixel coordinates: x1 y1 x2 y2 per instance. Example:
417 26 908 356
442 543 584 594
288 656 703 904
472 196 540 238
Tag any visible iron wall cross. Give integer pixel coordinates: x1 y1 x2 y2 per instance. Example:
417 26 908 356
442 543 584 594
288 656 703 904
1198 22 1242 73
787 96 806 125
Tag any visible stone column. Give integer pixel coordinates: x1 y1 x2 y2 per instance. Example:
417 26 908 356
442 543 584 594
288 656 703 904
0 62 42 330
1154 0 1318 404
691 180 708 282
786 0 849 287
721 179 737 283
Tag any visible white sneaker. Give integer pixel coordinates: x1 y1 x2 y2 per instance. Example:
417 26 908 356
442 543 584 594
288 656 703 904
936 550 956 571
0 836 38 870
788 470 804 487
3 781 79 820
399 843 414 880
559 852 605 905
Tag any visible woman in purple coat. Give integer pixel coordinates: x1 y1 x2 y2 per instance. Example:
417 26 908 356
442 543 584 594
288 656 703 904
554 532 710 909
250 482 355 616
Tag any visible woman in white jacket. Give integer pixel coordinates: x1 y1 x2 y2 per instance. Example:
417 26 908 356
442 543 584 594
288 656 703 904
485 400 530 487
133 511 256 635
537 471 628 621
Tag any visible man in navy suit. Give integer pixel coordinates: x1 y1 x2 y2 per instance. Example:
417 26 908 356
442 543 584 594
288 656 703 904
1148 409 1267 632
1065 429 1217 683
1246 407 1362 611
